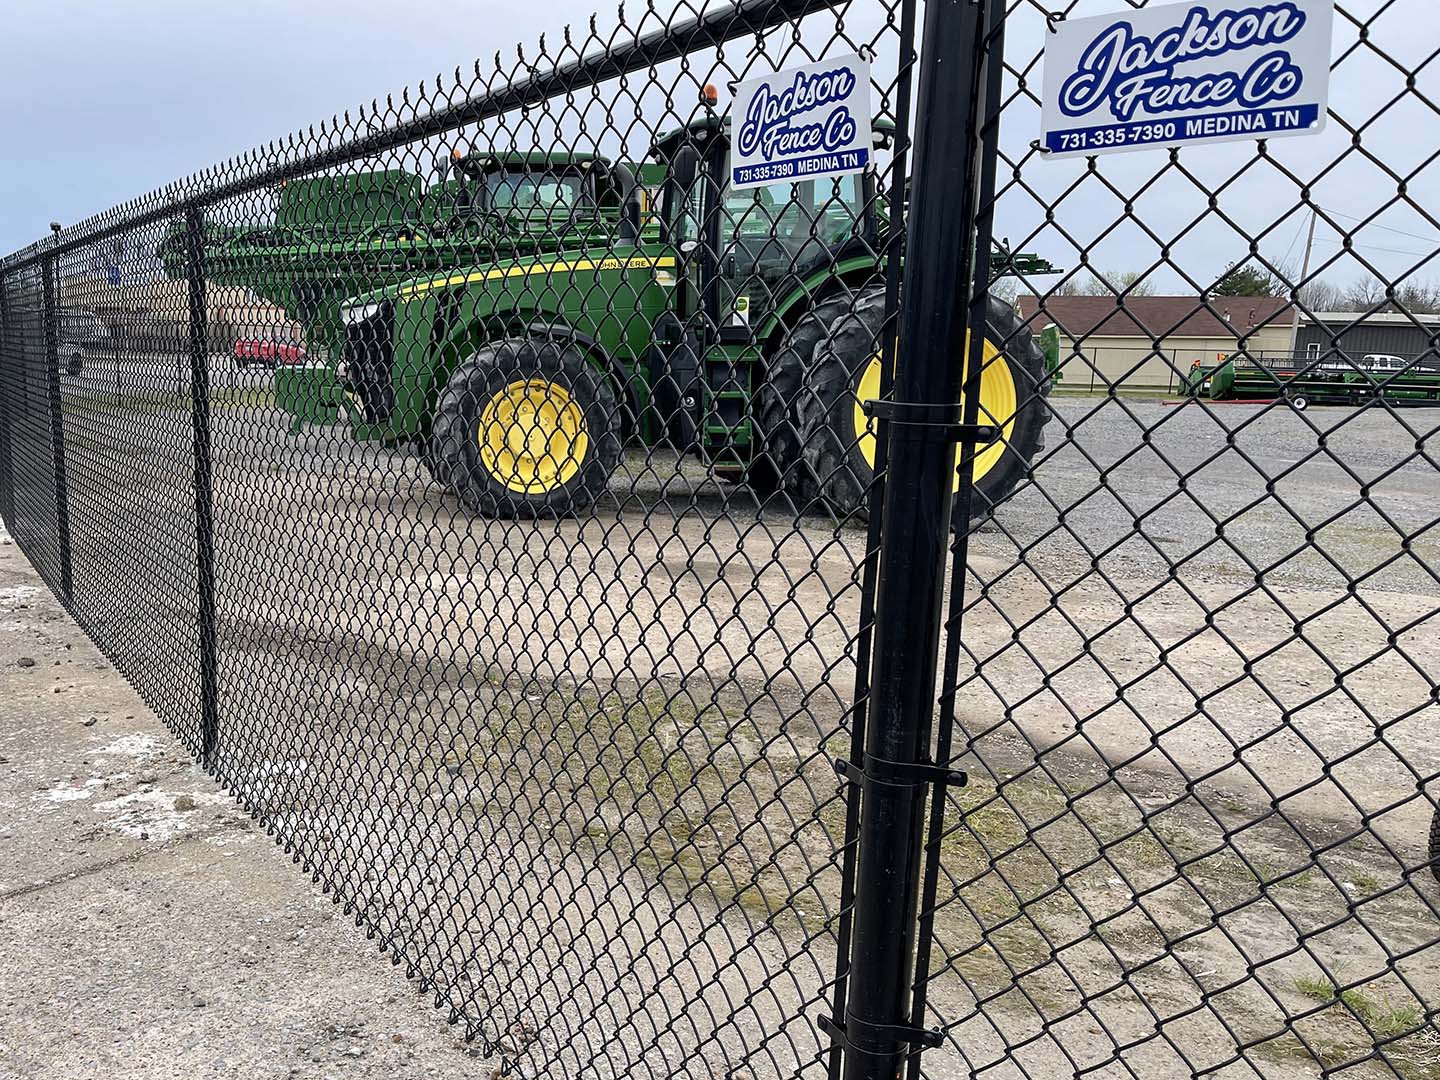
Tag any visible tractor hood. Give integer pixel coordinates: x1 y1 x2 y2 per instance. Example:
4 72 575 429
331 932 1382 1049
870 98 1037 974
338 243 664 323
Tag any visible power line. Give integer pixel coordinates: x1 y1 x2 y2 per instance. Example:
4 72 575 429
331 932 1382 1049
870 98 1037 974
1326 207 1440 246
1316 236 1440 259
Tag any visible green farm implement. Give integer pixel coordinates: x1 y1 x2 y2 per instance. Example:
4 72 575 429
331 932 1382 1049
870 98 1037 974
1184 354 1440 410
162 150 660 363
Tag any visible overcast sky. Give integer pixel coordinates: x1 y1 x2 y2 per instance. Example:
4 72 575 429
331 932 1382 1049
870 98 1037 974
3 0 1437 297
0 0 573 252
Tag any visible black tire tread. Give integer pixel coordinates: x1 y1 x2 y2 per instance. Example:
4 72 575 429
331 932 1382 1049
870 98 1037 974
796 287 1051 526
754 292 861 503
1429 801 1440 884
429 335 621 519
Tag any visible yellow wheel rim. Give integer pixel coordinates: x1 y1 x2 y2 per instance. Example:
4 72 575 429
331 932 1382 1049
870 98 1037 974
477 379 588 494
852 334 1017 490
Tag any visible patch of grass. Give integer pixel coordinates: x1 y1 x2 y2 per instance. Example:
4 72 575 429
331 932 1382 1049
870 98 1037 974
1274 866 1317 890
1351 871 1383 893
1373 1004 1425 1041
1295 974 1427 1046
1295 972 1344 1003
1249 859 1316 891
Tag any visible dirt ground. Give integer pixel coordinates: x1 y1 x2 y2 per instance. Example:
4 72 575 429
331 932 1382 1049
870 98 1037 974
0 527 504 1080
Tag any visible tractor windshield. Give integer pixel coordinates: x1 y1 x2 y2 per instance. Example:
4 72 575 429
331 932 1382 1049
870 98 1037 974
484 171 586 218
717 172 869 321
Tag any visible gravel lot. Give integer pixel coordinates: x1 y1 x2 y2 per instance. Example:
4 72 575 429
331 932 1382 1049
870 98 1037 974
7 367 1438 1079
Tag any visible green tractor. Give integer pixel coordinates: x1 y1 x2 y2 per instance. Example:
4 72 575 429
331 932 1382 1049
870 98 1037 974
162 150 663 365
286 117 1057 524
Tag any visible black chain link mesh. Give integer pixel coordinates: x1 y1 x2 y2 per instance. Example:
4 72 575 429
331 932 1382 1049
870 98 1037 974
913 2 1440 1079
0 1 1436 1078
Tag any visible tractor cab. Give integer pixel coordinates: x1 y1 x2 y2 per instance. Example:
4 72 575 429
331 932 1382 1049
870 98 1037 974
649 115 888 335
425 151 642 238
643 114 890 472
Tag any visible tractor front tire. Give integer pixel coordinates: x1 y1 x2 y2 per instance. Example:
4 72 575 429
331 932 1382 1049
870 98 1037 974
794 287 1050 527
430 336 621 518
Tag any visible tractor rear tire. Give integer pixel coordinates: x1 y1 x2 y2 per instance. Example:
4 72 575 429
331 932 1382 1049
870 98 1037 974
794 287 1050 527
430 336 621 518
753 292 867 505
414 434 449 488
1429 799 1440 885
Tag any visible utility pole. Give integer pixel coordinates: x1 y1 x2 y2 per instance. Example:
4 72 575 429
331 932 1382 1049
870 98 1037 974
1289 205 1319 360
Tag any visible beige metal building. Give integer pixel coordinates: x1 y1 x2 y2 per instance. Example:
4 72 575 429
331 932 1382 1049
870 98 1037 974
1017 294 1292 392
58 273 303 352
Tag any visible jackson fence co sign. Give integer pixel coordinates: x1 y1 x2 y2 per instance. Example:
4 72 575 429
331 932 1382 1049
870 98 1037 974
731 54 873 189
1041 1 1334 158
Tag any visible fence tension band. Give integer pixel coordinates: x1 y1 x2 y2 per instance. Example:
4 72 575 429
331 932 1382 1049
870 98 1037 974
832 753 967 790
818 1013 945 1055
862 398 998 443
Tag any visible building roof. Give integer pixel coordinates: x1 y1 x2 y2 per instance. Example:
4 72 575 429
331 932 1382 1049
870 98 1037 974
1016 294 1291 341
1304 309 1440 326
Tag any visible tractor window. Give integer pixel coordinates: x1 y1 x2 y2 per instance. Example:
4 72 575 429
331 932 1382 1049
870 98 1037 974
722 175 863 245
665 169 710 249
717 173 868 320
485 172 585 218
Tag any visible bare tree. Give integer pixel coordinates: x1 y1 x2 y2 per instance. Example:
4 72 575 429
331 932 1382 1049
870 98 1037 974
1393 280 1440 314
1299 278 1345 311
1344 276 1388 310
1049 270 1156 297
989 275 1019 303
1101 269 1158 296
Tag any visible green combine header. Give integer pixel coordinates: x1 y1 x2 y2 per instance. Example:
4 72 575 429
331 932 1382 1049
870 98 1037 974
1184 353 1440 409
161 150 662 367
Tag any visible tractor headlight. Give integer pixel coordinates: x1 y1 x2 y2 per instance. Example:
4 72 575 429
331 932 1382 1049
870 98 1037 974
341 302 384 326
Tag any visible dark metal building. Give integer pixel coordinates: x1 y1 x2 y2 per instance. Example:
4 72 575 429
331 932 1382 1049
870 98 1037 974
1296 310 1440 366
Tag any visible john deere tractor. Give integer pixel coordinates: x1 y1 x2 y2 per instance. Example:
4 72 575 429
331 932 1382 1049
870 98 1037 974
282 117 1056 525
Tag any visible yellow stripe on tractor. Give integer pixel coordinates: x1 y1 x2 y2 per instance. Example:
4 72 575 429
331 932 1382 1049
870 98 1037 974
399 255 678 299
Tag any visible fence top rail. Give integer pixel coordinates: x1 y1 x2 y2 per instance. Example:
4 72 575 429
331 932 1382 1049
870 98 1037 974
0 0 838 277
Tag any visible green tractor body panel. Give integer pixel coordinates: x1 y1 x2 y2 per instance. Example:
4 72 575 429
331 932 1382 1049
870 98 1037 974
333 240 896 461
275 365 345 431
367 247 678 443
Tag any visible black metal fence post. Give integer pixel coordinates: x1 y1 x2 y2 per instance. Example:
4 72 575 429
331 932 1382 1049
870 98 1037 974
40 256 74 606
183 206 221 766
0 276 12 525
836 1 994 1079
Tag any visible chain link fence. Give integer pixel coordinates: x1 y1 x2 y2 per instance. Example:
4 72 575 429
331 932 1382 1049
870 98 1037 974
1 1 1437 1079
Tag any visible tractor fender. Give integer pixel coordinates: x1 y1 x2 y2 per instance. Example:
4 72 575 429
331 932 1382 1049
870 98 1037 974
754 255 883 354
524 320 639 431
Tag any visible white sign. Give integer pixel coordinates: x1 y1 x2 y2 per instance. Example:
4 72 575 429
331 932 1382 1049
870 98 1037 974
1041 0 1334 158
731 54 873 190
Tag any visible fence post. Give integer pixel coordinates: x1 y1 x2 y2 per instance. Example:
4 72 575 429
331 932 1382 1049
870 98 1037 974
0 276 12 525
183 206 221 766
40 257 74 606
835 1 994 1079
